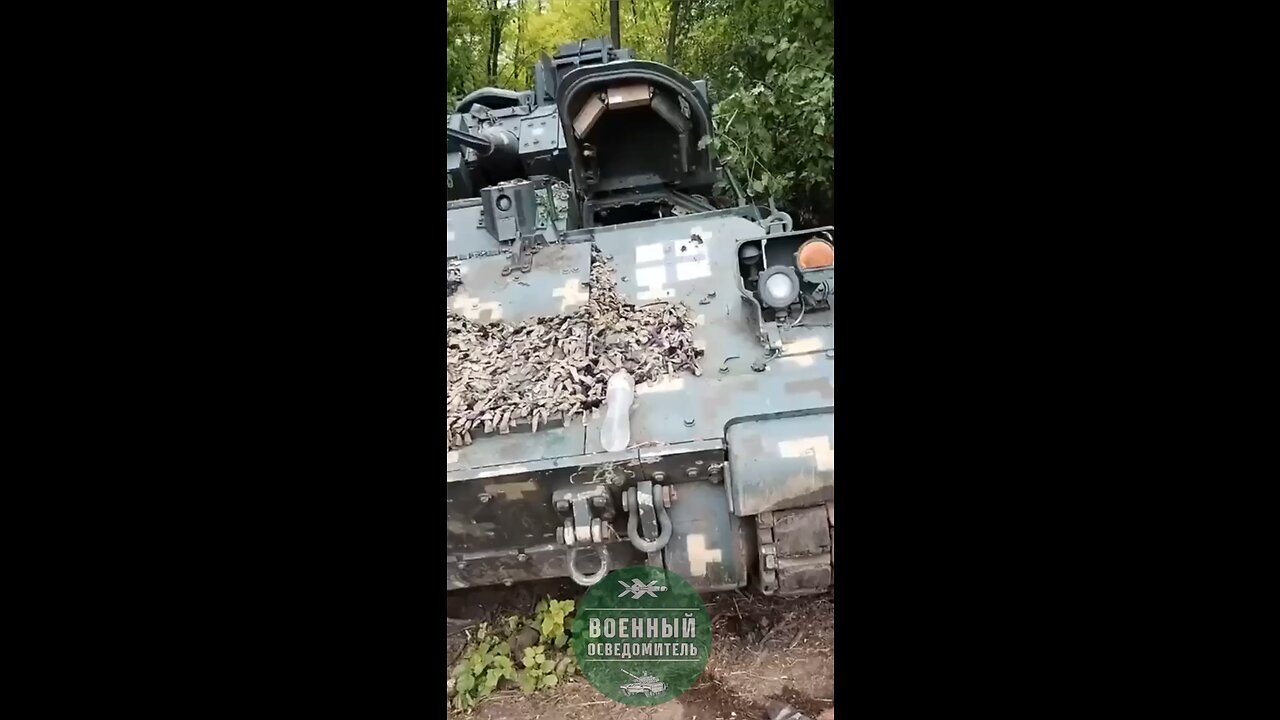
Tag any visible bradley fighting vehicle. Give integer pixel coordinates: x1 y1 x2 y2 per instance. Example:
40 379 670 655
447 8 834 597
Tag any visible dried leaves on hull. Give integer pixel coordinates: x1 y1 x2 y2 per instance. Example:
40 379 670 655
447 245 702 450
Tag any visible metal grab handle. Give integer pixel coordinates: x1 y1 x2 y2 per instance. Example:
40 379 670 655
763 211 793 235
567 545 609 586
626 487 672 553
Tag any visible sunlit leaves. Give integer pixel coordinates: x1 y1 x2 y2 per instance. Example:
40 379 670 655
450 595 578 714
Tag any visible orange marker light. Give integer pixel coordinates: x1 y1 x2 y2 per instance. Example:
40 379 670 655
796 239 834 269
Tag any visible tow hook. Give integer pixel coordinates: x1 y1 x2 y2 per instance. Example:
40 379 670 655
624 480 674 553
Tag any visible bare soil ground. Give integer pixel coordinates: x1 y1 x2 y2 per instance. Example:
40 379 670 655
448 581 835 720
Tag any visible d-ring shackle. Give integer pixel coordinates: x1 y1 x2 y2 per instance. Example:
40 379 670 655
626 486 672 553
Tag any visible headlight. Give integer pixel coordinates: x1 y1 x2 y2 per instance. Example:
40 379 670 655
759 266 800 309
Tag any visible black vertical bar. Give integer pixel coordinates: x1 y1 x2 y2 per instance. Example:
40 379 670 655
609 0 621 48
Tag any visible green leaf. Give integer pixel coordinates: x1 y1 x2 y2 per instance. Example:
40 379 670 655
752 179 766 194
456 673 476 694
763 34 775 44
495 641 510 657
766 48 776 61
540 659 556 673
485 668 503 689
553 633 567 648
541 673 559 689
519 672 539 694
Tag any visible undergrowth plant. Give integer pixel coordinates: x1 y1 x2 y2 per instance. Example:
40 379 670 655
450 597 577 713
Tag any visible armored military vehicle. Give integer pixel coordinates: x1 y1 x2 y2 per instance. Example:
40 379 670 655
447 11 834 598
619 670 667 697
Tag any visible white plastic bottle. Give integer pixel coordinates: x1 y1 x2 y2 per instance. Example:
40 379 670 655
599 370 635 452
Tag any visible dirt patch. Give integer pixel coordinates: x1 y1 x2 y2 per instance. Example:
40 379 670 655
448 586 834 720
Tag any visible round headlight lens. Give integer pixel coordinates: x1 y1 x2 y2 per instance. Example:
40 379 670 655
764 273 795 302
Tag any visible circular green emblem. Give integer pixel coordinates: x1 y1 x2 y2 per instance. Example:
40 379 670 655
571 565 711 706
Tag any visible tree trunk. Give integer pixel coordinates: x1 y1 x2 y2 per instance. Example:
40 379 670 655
488 0 502 82
666 0 682 65
510 0 524 85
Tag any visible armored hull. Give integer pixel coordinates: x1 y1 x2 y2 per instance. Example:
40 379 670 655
447 39 834 597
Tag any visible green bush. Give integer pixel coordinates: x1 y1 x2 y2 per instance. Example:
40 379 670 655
449 597 577 713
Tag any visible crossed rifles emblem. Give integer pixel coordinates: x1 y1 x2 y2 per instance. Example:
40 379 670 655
617 579 669 599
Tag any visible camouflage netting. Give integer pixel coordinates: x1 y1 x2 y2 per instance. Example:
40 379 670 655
447 245 703 450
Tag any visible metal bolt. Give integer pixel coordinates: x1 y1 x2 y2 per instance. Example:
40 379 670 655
503 579 514 587
478 493 492 503
517 552 529 562
652 471 667 482
591 495 606 507
457 561 468 570
555 500 570 512
683 418 695 427
686 467 699 478
826 349 835 359
708 463 723 474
